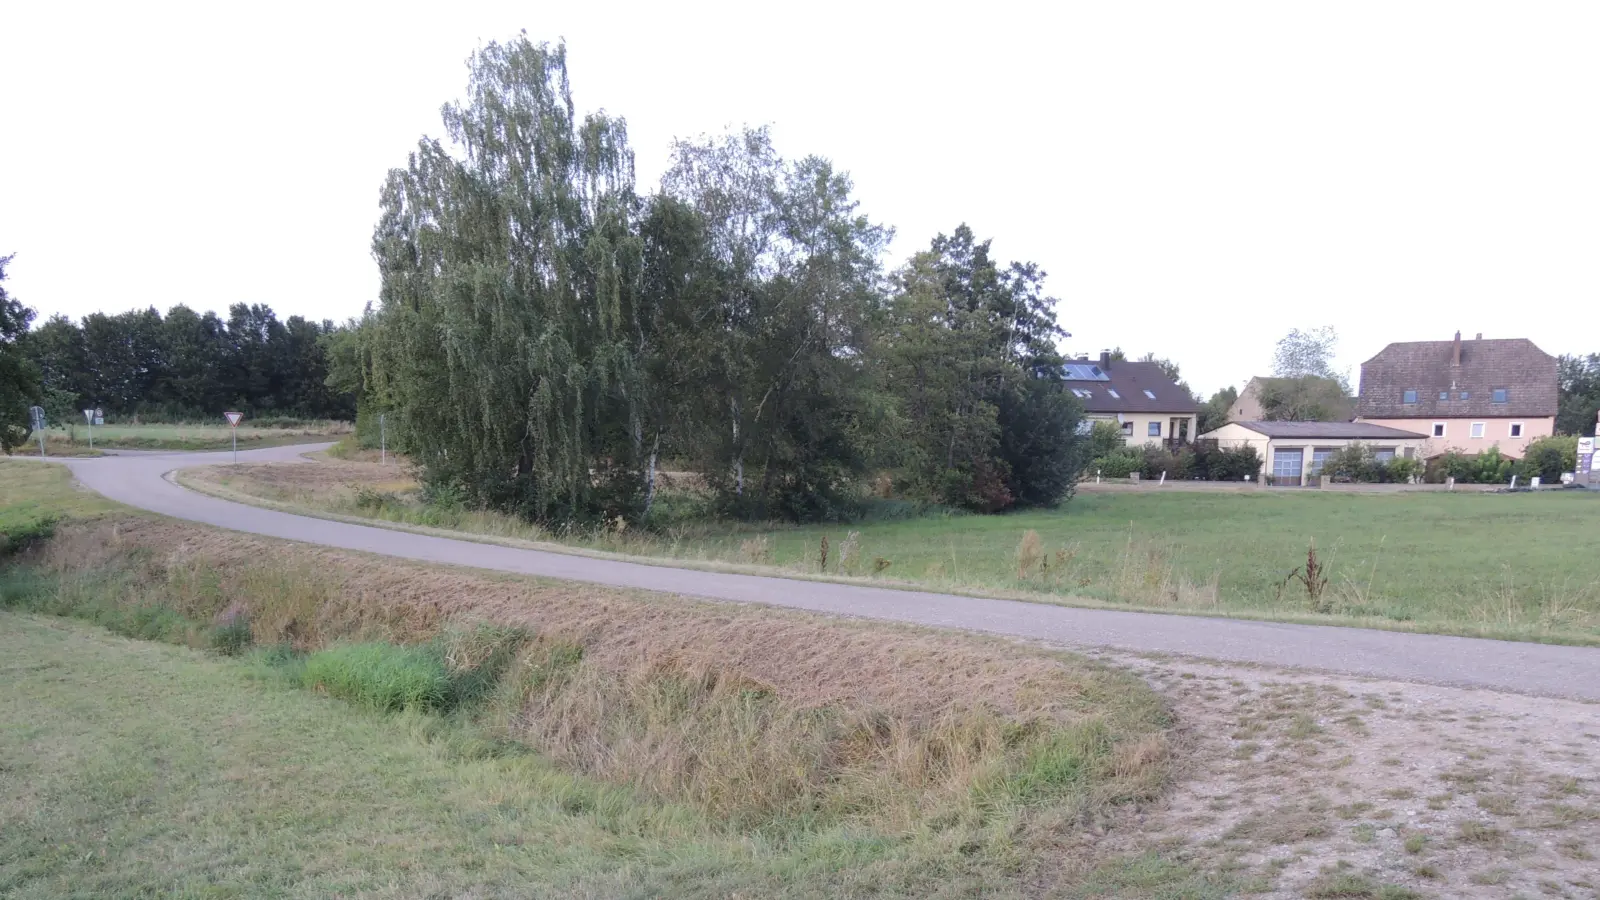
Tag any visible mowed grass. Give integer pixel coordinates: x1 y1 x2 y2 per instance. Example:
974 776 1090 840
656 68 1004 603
15 420 350 454
183 456 1600 644
0 612 1218 899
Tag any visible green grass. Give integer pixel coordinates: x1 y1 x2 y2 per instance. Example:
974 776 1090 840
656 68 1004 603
196 459 1600 643
0 611 1211 898
18 420 350 453
0 461 118 553
302 641 454 711
670 492 1600 638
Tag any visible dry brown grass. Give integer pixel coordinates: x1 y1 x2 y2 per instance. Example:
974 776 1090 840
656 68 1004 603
29 517 1172 831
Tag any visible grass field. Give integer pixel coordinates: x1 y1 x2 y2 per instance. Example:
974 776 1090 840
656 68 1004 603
182 456 1600 644
0 461 1220 898
12 419 350 454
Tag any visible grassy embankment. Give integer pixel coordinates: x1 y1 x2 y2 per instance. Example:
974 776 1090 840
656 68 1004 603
0 459 1212 898
11 418 350 456
182 450 1600 645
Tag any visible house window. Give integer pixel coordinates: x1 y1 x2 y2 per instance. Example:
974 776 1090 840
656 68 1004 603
1459 391 1469 400
1148 421 1162 437
1438 391 1449 400
1403 390 1418 404
1373 447 1396 462
1075 420 1093 435
1272 449 1303 478
1121 420 1133 437
1470 422 1486 439
1509 422 1523 438
1309 448 1337 475
1143 389 1156 399
1432 422 1446 437
1107 389 1120 398
1492 388 1508 403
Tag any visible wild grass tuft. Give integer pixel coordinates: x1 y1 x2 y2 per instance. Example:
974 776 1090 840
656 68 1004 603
302 642 452 712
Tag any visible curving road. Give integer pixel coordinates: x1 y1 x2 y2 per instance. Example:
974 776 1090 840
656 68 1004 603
53 444 1600 701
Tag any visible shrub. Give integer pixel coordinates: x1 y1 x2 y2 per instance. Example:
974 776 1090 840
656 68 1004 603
302 642 452 712
1138 445 1192 480
1190 442 1261 481
1519 435 1577 483
1091 449 1142 479
1085 421 1126 460
208 608 253 656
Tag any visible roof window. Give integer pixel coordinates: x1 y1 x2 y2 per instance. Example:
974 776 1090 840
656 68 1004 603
1403 390 1418 404
1492 388 1508 403
1143 390 1156 399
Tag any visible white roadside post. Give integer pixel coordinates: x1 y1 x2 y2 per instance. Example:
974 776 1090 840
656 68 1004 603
83 409 94 450
29 406 46 457
224 411 244 462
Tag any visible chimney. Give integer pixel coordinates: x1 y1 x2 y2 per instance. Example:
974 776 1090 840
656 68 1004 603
1452 331 1461 368
1099 349 1111 370
1475 333 1483 340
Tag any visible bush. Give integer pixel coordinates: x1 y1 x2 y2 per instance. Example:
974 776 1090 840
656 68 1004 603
1090 448 1142 479
1427 448 1518 484
1319 443 1422 484
1189 442 1261 481
302 642 452 712
1518 435 1577 483
1139 445 1192 481
1085 421 1126 460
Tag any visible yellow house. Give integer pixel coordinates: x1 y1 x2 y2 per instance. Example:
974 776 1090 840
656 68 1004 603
1353 333 1558 459
1065 352 1199 447
1199 421 1428 485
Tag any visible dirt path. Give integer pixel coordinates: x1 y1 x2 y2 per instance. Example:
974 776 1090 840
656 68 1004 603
48 445 1600 701
1097 651 1600 898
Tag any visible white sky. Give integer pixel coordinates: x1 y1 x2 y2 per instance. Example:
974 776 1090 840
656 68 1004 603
2 1 1596 394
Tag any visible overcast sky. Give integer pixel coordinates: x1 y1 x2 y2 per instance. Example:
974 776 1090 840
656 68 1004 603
2 1 1595 394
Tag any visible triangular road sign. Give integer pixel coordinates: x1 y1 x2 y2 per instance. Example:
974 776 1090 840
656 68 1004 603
224 411 244 427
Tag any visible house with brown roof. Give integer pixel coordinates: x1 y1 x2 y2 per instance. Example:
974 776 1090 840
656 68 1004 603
1353 332 1557 459
1064 351 1200 447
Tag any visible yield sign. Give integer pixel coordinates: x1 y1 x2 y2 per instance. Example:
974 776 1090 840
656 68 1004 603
224 411 244 427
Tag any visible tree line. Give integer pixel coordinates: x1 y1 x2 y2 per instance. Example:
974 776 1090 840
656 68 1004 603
0 260 356 445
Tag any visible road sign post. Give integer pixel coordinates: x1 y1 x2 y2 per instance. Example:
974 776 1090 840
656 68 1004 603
224 411 244 462
83 409 95 450
29 406 46 457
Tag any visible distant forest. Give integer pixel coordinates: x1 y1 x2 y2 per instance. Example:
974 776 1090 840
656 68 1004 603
20 302 357 423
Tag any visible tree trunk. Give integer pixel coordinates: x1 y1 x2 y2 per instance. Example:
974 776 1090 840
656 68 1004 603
643 430 661 517
731 395 744 496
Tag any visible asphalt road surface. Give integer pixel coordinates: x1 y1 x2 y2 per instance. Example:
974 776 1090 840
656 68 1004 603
54 444 1600 701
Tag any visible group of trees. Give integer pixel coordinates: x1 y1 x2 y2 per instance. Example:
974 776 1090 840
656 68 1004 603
1558 354 1600 437
19 303 356 424
363 37 1085 525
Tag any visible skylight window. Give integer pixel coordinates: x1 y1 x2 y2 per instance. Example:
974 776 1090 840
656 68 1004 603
1107 389 1120 399
1062 363 1111 382
1143 390 1156 400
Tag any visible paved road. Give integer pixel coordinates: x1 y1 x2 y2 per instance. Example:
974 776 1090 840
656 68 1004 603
56 444 1600 701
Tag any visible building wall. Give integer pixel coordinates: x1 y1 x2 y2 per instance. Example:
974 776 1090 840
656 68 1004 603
1088 413 1199 447
1202 423 1428 482
1355 416 1553 459
1228 379 1266 422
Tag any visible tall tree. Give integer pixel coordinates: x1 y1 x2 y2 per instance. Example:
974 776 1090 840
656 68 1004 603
1257 375 1351 422
1272 325 1348 390
879 225 1083 510
369 37 648 523
1557 353 1600 436
656 127 890 520
0 255 40 453
1197 385 1238 435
